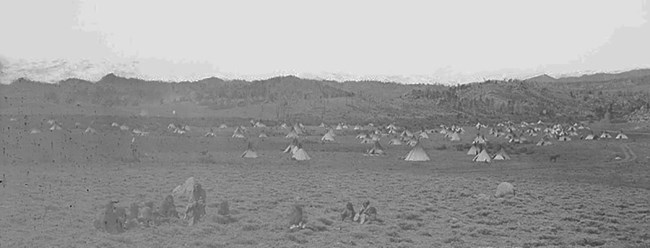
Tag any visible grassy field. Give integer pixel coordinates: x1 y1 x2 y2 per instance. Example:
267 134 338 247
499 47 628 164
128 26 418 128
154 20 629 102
1 122 649 247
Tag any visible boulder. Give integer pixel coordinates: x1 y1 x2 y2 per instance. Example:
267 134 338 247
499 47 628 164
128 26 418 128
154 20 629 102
495 182 516 198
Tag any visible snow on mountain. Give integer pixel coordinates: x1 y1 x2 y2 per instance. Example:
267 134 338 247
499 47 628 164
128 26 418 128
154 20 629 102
0 59 141 84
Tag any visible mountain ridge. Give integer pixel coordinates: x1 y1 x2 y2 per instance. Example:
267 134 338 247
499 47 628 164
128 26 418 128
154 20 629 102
2 69 649 127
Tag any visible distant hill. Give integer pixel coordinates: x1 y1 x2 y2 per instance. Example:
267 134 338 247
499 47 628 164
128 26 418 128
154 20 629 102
2 69 650 127
554 69 650 83
525 74 556 83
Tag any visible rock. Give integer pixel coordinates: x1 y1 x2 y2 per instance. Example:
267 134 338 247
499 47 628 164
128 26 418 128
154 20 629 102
495 182 515 198
172 177 196 198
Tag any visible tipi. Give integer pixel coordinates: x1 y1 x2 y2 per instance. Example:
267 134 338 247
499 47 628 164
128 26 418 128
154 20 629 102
291 144 311 161
285 128 299 139
321 129 336 142
232 127 246 139
493 148 511 160
473 149 491 163
467 144 480 156
241 142 258 158
449 132 461 141
283 138 300 154
404 142 430 161
366 141 386 156
388 138 403 145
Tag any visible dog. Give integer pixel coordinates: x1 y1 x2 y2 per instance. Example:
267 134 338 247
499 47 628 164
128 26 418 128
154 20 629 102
549 154 560 162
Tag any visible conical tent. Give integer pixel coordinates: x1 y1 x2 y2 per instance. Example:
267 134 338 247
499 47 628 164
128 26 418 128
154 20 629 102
241 142 258 158
50 124 62 131
367 141 386 156
84 127 97 134
449 132 461 141
321 130 336 142
291 144 311 161
285 129 299 139
388 138 403 145
232 127 245 138
473 149 491 163
493 149 510 160
473 135 487 144
283 138 300 153
293 124 304 135
616 133 628 140
404 143 430 161
536 139 552 146
467 145 479 155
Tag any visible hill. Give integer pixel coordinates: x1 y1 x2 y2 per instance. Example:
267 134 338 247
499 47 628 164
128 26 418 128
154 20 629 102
2 69 650 128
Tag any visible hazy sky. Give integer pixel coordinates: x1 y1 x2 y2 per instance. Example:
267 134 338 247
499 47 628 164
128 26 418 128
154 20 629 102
1 0 649 84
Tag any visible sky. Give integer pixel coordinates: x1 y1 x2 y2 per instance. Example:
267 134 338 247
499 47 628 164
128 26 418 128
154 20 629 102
0 0 649 84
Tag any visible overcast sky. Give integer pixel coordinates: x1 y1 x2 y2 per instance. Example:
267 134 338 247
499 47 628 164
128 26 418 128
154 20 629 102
1 0 649 84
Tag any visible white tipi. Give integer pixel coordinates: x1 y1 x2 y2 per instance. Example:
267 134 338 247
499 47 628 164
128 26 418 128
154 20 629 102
241 142 258 158
404 142 430 161
473 149 491 163
291 144 311 161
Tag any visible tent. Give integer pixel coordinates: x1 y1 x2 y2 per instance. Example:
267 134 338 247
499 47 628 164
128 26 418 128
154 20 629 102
467 145 480 155
241 142 258 158
30 128 41 134
321 130 336 142
536 139 552 146
493 149 511 160
366 141 386 156
615 133 628 140
600 132 612 139
449 132 461 141
258 132 268 138
50 124 62 131
291 144 311 161
473 135 487 145
404 143 430 161
232 127 246 139
293 124 304 135
285 129 299 139
473 149 491 163
283 138 300 154
419 132 429 139
584 134 596 140
84 127 97 134
558 136 571 141
388 138 403 145
219 124 228 129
